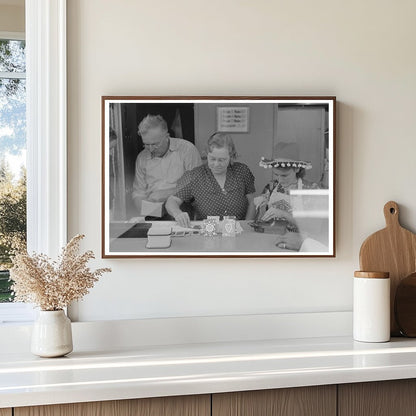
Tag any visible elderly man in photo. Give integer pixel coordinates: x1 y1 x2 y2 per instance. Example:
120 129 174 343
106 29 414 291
132 114 202 219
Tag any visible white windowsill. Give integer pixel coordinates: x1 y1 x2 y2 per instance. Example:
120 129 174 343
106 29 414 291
0 303 36 325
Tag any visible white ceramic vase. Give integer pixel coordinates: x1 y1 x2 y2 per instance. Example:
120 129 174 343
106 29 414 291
31 310 73 357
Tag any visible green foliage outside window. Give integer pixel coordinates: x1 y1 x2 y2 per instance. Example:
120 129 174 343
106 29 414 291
0 162 26 302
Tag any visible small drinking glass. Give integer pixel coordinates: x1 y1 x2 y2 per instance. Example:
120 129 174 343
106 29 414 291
222 216 236 237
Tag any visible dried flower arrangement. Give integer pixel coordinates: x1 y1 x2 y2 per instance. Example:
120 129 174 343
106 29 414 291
10 234 111 311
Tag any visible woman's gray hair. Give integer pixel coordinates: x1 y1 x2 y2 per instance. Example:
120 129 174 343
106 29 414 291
205 132 239 161
138 114 168 136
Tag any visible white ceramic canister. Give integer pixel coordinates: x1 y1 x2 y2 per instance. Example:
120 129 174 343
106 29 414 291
353 271 390 342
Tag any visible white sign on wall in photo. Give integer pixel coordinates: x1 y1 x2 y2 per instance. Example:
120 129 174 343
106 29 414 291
217 106 250 132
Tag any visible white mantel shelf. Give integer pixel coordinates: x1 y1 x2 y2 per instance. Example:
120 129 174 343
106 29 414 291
2 336 416 408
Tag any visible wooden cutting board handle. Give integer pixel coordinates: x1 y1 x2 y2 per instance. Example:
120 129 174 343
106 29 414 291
384 201 400 229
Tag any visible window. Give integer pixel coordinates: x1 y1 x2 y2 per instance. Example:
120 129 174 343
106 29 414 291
0 0 67 324
0 35 27 309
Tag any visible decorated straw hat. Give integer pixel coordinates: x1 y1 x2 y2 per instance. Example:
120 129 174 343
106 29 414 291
259 142 312 170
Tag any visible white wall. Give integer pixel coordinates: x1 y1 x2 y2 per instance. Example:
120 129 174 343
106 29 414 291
67 0 416 322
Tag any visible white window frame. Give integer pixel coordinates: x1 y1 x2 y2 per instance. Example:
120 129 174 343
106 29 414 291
26 0 67 256
0 0 67 323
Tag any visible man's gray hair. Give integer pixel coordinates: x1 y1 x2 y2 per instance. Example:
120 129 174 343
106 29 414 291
138 114 168 136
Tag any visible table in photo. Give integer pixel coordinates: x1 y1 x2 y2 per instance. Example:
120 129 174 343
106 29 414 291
108 220 328 254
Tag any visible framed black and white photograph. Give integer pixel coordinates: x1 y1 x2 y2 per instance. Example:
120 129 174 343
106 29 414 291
102 96 336 258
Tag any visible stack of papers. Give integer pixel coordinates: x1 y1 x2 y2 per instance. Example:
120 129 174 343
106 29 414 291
146 226 172 249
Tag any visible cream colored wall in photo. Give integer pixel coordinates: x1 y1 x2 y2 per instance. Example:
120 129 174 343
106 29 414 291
194 103 273 194
67 0 416 321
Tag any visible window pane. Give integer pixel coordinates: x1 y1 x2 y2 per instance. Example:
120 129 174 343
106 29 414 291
0 39 26 73
0 78 26 155
0 41 26 303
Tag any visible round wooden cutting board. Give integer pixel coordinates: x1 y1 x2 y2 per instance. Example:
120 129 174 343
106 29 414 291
359 201 416 336
395 272 416 337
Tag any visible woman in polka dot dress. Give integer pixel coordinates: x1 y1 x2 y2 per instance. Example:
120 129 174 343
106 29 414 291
165 133 256 228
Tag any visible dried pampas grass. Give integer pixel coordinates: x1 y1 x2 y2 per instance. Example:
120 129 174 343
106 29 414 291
10 234 111 311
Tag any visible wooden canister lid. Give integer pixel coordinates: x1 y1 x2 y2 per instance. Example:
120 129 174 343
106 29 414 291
354 271 389 279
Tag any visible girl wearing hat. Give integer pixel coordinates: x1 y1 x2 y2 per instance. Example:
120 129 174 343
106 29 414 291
253 142 325 251
256 142 318 221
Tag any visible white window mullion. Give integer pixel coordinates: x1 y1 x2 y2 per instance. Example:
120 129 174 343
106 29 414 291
0 72 25 79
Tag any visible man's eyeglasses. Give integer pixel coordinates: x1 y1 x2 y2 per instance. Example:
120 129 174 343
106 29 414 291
143 135 167 150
